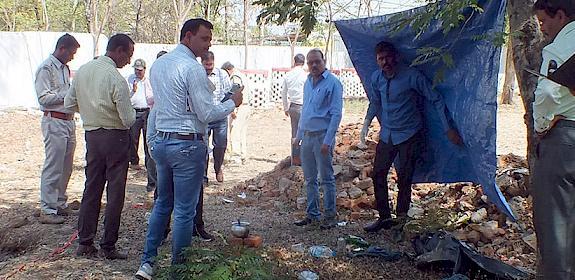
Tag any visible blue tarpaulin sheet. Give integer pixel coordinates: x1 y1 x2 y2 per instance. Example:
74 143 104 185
334 0 515 219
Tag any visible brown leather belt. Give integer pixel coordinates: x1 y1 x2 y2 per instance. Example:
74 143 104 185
44 111 74 121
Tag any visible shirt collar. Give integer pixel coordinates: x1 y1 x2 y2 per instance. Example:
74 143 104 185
175 43 198 59
100 55 118 67
49 54 64 69
555 21 575 43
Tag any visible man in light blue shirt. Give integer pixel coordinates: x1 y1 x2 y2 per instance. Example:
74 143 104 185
293 49 343 230
363 41 462 233
136 18 243 280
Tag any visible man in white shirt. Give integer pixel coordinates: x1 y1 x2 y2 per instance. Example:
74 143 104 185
127 59 154 176
531 1 575 279
281 54 307 165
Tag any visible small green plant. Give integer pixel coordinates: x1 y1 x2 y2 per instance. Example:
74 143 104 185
155 247 277 280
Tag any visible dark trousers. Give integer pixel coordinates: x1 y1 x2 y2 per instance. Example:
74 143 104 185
207 118 228 173
532 121 575 280
289 103 302 159
372 131 422 219
78 128 129 250
129 109 150 165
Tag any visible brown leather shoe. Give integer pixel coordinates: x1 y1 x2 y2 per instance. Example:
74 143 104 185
216 170 224 183
99 248 128 260
39 213 65 224
57 207 77 216
76 245 98 257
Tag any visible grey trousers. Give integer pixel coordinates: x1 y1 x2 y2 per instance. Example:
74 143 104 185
533 120 575 280
40 116 76 215
289 103 302 158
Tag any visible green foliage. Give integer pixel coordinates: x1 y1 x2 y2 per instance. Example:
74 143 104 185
155 247 278 280
253 0 324 37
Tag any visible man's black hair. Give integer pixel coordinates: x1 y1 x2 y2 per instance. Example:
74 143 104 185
106 34 134 52
533 0 575 18
180 18 214 41
55 33 80 50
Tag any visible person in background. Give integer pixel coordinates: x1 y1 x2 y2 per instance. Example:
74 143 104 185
65 34 136 260
201 51 232 183
35 33 80 224
127 59 156 193
222 61 251 165
531 1 575 279
293 49 343 230
281 54 307 166
362 41 462 233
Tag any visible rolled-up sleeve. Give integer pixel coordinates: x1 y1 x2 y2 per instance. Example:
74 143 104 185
112 77 136 128
35 67 66 106
188 68 235 124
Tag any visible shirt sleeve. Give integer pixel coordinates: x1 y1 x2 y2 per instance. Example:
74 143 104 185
220 69 232 94
188 68 235 124
64 78 79 112
145 79 154 108
413 71 450 132
365 74 382 126
146 107 157 144
35 66 66 106
323 80 344 146
112 77 136 128
281 74 289 112
533 50 563 133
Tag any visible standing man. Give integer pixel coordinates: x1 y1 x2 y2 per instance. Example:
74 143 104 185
531 1 575 279
201 51 232 183
281 54 307 165
363 41 462 233
127 58 155 193
222 61 251 164
35 33 80 224
136 18 242 280
293 49 343 230
65 34 136 259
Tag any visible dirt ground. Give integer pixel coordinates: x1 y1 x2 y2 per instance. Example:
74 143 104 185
0 99 527 280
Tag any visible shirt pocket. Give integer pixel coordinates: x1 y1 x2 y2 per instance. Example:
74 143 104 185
314 88 332 110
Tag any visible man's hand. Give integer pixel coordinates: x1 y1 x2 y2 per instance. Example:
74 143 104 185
446 128 463 146
359 124 369 146
570 88 575 96
321 144 330 155
539 115 566 137
230 91 243 107
230 111 237 120
284 111 289 117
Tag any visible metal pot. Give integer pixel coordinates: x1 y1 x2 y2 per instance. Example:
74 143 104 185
231 220 250 238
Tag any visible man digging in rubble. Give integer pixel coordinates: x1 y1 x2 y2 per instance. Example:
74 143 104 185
363 41 462 233
293 49 343 230
531 0 575 279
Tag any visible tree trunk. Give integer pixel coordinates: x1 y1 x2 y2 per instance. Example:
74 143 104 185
507 0 545 177
134 0 143 41
224 0 229 44
500 41 517 105
243 0 248 68
41 0 50 31
324 0 333 62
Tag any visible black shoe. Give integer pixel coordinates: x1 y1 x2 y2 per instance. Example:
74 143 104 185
99 248 128 260
76 244 98 257
320 218 337 230
294 217 318 226
363 218 397 233
193 226 214 242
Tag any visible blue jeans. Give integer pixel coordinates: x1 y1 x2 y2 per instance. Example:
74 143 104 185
141 136 207 266
300 131 336 220
207 118 228 173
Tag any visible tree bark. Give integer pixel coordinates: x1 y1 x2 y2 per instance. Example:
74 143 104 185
243 0 248 68
507 0 545 177
500 41 517 105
